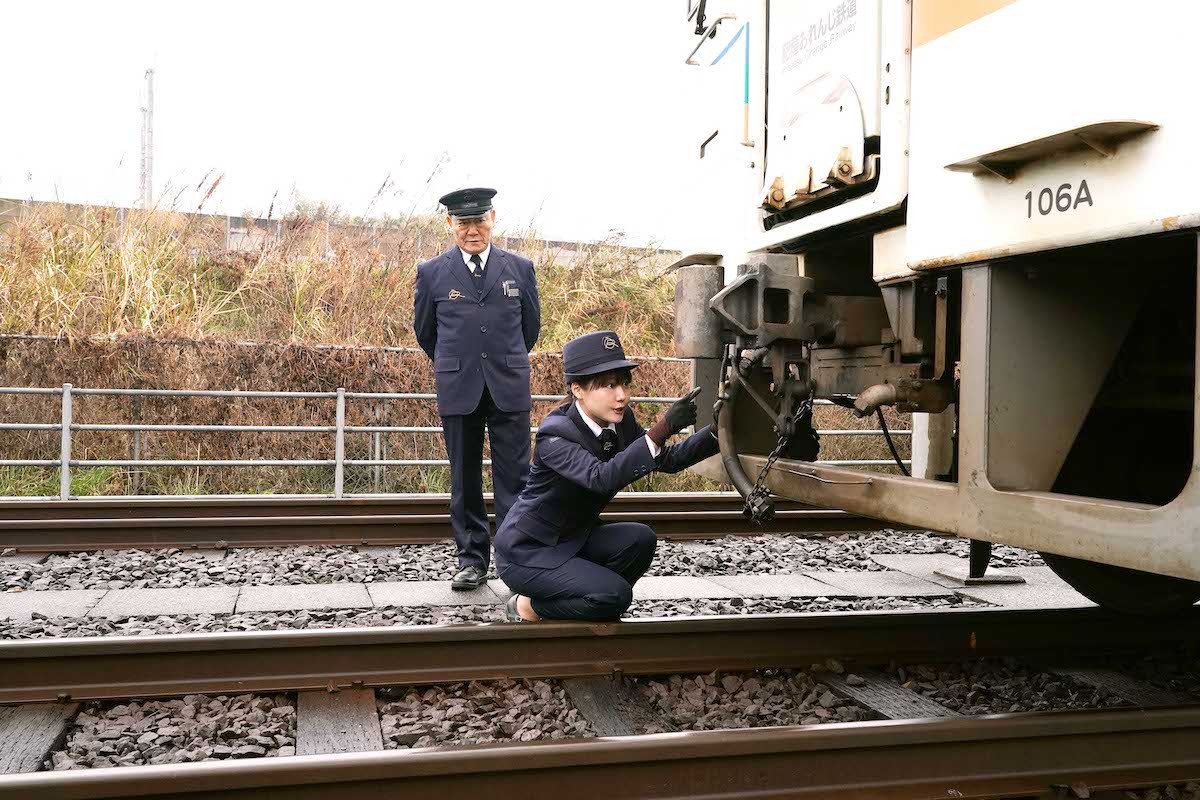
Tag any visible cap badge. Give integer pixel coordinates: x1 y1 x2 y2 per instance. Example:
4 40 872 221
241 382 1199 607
448 289 464 300
603 336 618 350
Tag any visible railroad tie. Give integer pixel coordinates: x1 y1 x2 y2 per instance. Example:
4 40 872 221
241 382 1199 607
296 689 384 756
820 671 963 720
561 679 645 737
0 703 79 774
1044 666 1196 707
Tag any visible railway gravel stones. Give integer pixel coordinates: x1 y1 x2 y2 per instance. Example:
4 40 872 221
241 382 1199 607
0 533 1040 592
0 607 439 639
377 679 594 748
887 659 1129 715
2 544 463 592
650 532 1042 577
633 669 873 732
626 595 984 618
49 693 296 769
0 597 980 639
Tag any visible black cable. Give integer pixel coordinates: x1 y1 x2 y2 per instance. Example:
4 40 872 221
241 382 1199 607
876 408 910 477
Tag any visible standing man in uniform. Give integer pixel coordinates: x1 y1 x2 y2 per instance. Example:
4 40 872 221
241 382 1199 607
413 188 541 590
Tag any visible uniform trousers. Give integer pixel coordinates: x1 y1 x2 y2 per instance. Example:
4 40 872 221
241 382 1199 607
497 522 656 620
440 386 530 572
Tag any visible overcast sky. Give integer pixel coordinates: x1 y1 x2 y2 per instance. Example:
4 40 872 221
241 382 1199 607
2 1 700 248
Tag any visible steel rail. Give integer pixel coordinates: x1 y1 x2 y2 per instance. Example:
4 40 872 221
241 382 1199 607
0 606 1194 704
6 706 1200 799
0 493 901 551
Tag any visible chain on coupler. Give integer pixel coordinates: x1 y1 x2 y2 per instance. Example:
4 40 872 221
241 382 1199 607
743 388 815 524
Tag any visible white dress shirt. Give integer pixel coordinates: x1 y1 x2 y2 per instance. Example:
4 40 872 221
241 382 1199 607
575 401 660 458
459 244 492 274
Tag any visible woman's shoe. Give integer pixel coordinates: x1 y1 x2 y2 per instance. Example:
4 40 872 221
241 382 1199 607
505 594 525 622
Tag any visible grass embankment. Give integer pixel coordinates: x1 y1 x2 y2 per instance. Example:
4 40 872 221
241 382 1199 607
0 204 907 497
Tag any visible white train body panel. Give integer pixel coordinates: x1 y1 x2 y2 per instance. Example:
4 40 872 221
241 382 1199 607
907 0 1200 268
677 0 1200 587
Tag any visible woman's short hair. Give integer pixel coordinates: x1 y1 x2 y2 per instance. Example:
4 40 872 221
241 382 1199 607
568 367 633 391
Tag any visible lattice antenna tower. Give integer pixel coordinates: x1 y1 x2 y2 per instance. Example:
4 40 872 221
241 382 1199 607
139 68 154 209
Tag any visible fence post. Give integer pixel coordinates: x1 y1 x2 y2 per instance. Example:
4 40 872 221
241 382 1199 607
334 388 346 498
59 383 73 500
131 395 143 494
371 402 382 493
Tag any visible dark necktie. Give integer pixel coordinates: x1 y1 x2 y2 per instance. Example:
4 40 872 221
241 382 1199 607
598 429 618 461
469 253 485 291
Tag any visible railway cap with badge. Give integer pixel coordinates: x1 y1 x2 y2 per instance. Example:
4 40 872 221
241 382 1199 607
562 330 640 384
439 187 497 220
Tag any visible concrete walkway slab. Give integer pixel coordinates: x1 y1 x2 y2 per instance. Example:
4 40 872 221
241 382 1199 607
870 553 1023 586
367 581 498 607
707 574 838 598
633 576 738 600
803 570 953 597
487 580 514 603
0 590 105 622
88 587 238 618
954 567 1094 609
235 583 372 612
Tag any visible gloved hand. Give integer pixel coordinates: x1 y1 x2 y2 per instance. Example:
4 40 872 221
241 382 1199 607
647 387 700 447
664 391 699 434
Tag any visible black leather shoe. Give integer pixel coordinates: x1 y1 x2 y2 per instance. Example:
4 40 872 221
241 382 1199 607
451 565 487 591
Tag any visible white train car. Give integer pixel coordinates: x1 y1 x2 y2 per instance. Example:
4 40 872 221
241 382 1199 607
673 0 1200 612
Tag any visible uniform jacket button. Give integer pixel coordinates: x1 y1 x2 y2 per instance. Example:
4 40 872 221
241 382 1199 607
480 326 487 332
481 352 488 359
478 301 485 307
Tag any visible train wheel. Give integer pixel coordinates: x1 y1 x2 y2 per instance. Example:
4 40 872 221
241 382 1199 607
1040 551 1200 615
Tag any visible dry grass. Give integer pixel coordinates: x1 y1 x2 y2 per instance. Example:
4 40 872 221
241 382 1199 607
0 203 908 497
0 204 676 352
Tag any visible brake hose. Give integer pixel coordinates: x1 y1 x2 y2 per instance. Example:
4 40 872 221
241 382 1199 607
876 408 910 477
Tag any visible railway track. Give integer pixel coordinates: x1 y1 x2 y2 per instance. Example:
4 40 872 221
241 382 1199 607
1 606 1198 797
0 492 903 551
1 606 1194 703
6 708 1198 799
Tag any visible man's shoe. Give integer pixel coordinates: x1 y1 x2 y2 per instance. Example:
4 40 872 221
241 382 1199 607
451 565 487 591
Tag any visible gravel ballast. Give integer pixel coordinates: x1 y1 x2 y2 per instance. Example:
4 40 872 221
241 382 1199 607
627 595 987 618
49 693 296 770
1 532 1041 592
650 532 1042 576
0 597 987 640
378 679 593 748
2 544 461 592
889 659 1129 714
634 668 873 733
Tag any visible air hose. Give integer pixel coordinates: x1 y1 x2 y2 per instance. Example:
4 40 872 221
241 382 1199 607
717 373 757 500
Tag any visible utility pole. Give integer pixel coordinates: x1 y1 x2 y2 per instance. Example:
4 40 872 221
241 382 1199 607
139 68 154 209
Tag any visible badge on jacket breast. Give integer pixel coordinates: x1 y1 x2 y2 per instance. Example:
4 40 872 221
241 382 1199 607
502 279 520 298
448 288 465 300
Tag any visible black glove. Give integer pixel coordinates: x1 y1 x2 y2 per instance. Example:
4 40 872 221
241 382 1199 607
648 388 700 447
663 392 698 435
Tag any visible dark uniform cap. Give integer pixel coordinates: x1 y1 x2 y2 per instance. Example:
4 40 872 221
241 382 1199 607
563 330 640 383
439 187 497 220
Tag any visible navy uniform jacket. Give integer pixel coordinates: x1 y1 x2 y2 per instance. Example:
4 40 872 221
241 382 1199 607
495 403 720 569
413 246 541 416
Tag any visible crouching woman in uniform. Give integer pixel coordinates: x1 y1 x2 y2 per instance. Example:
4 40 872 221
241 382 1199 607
495 330 719 622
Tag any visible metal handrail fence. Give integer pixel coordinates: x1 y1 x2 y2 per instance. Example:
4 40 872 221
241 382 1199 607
0 385 911 500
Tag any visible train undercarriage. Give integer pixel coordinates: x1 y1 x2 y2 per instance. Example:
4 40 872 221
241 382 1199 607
675 230 1200 614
